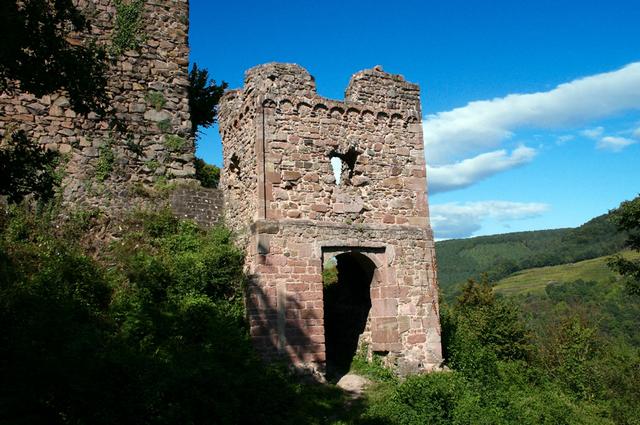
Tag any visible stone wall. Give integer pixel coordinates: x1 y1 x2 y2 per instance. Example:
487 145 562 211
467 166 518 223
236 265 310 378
0 0 194 211
170 186 223 227
219 63 443 375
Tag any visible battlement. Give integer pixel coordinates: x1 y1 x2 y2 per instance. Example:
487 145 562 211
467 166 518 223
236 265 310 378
346 65 421 114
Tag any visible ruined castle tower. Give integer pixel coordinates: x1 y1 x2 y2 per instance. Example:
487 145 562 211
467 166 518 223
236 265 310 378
219 63 442 375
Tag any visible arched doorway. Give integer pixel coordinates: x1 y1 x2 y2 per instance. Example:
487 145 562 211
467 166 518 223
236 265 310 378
323 251 376 379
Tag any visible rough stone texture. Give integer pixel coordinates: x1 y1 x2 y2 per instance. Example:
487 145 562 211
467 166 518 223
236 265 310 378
170 187 223 227
0 0 194 212
219 63 443 375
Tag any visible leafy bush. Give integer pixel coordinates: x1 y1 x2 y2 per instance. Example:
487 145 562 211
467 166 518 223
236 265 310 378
194 157 220 188
0 205 322 425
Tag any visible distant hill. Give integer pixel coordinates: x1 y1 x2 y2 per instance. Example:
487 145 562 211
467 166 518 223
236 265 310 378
493 250 640 296
435 211 627 300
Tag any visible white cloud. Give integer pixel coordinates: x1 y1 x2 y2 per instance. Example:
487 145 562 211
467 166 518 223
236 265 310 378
582 126 637 151
423 62 640 166
421 63 640 192
581 126 604 139
633 127 640 138
596 136 637 152
430 201 550 239
556 135 575 145
427 146 536 193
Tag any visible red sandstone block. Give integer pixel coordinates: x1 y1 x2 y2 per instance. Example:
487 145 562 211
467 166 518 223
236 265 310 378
383 214 395 224
266 171 281 183
370 287 381 299
371 299 398 317
372 329 399 344
380 286 399 298
372 317 398 331
407 333 426 344
301 274 321 283
299 291 322 301
282 170 302 181
286 283 309 292
311 204 330 212
300 308 323 319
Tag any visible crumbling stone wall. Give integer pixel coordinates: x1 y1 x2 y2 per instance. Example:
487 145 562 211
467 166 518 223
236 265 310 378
0 0 194 211
219 63 443 375
170 186 223 227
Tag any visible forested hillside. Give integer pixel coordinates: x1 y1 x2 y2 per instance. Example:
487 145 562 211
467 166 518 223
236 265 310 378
436 211 627 299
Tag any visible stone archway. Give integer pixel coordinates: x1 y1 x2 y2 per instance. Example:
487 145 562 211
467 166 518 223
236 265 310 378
322 251 378 379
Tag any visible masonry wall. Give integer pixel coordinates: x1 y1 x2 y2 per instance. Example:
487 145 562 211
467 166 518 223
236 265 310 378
220 63 443 375
0 0 194 211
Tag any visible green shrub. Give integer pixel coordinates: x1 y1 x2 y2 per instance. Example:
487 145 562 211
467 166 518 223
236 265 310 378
194 157 219 188
164 134 187 152
95 142 115 182
145 90 166 111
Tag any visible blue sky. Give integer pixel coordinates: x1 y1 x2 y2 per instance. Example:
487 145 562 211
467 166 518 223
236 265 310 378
189 0 640 239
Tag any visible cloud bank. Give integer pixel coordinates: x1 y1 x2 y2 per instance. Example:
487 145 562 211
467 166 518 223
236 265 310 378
430 201 550 239
427 146 536 193
424 62 640 192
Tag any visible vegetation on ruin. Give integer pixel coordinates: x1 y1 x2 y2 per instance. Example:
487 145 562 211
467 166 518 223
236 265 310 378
163 134 188 152
145 90 167 111
111 0 146 55
95 142 116 182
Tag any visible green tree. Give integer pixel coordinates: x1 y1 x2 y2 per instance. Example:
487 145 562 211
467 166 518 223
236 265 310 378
188 63 227 136
194 157 220 188
0 0 107 114
0 131 60 204
608 195 640 295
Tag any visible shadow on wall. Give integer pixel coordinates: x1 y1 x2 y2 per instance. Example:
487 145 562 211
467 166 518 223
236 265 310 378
244 271 323 374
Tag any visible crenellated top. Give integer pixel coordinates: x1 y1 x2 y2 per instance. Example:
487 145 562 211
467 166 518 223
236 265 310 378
219 63 422 137
244 63 317 97
345 65 421 115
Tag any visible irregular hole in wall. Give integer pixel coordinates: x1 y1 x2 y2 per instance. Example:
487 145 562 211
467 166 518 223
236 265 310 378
328 146 360 186
228 153 241 182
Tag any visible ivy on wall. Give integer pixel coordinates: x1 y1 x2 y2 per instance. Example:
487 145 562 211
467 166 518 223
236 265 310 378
111 0 146 55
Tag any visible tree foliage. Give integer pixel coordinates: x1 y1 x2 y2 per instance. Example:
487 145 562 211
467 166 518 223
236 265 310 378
608 195 640 295
0 0 107 114
0 131 60 204
194 157 220 188
188 63 227 136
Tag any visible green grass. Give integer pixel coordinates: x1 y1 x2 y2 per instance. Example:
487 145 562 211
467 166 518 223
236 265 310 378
493 250 640 296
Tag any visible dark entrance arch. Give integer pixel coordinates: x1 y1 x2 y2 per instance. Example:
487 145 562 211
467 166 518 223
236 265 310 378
323 251 376 379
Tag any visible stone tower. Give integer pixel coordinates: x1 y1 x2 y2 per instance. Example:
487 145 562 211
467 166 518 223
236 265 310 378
218 63 442 376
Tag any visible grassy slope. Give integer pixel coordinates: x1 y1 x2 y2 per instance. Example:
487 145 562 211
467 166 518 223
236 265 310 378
493 250 640 296
436 211 626 299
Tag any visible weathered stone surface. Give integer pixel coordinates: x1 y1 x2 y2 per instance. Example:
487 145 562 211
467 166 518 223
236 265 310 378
0 0 195 211
219 63 443 376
